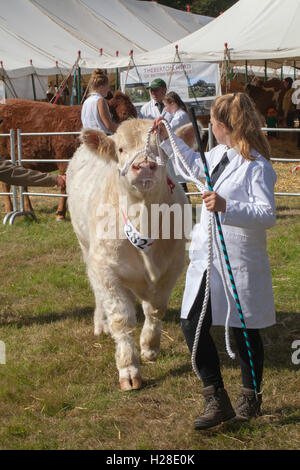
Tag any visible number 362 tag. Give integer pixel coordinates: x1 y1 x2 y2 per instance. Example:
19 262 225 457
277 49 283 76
124 218 154 253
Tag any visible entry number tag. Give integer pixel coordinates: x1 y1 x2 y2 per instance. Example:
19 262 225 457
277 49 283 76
124 219 154 253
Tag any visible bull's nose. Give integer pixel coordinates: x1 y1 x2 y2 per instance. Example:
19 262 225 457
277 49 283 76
132 161 157 172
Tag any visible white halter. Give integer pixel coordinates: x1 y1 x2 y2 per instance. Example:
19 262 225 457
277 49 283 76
118 127 166 176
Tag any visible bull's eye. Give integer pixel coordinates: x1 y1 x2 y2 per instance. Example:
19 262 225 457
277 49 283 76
119 148 123 153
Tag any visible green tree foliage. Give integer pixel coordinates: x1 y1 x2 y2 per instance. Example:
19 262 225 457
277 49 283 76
143 0 238 17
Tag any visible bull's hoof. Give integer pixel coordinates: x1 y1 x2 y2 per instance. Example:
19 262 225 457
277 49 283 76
119 376 142 392
141 349 159 362
94 322 110 337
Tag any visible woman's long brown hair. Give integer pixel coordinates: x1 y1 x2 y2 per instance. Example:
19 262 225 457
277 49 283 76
164 91 188 113
211 93 271 160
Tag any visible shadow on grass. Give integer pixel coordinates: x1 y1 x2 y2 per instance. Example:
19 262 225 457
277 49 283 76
276 213 300 220
141 362 193 390
1 307 299 376
0 306 94 328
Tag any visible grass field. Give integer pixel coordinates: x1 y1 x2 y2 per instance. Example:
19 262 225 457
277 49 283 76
0 159 299 450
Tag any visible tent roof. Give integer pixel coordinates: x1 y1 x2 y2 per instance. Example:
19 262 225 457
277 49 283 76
79 0 300 70
0 0 212 74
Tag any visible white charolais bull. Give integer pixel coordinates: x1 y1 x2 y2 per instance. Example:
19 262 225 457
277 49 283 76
67 119 188 391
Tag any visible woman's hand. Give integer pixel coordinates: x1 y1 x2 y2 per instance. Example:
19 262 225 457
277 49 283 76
151 117 168 140
202 191 226 212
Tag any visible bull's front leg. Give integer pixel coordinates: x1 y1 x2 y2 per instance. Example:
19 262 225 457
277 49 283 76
87 262 142 391
140 267 182 362
140 299 166 362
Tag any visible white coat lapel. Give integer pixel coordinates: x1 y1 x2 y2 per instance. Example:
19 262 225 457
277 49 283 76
213 154 244 191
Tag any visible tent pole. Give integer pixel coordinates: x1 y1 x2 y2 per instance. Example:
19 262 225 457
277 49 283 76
115 51 119 91
30 61 37 101
264 60 267 82
31 74 37 100
77 66 81 104
281 66 283 81
1 62 18 98
224 43 231 92
245 60 248 84
115 68 119 90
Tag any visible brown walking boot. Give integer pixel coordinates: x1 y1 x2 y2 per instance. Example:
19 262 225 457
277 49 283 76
234 387 262 421
194 385 236 430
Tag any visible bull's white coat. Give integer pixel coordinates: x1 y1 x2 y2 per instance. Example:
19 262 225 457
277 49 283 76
67 119 188 390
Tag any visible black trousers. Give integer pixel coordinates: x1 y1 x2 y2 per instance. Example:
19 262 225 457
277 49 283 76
181 272 264 392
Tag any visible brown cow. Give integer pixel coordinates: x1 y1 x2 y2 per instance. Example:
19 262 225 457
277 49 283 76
221 76 287 121
0 92 137 220
245 77 286 118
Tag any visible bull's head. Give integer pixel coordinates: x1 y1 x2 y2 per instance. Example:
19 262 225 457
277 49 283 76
80 119 166 195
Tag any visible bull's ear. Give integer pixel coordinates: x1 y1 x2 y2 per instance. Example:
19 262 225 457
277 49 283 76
80 129 117 162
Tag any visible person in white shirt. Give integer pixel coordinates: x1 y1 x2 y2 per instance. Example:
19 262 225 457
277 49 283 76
162 91 191 190
139 78 172 122
152 92 277 430
81 69 118 135
163 91 191 131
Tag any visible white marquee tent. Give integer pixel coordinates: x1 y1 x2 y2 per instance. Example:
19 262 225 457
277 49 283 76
0 0 212 99
0 0 211 73
79 0 300 70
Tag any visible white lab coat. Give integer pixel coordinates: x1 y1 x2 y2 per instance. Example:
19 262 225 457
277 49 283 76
161 136 277 328
168 108 191 131
139 99 172 121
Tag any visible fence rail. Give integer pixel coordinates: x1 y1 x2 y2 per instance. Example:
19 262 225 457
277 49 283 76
1 126 299 224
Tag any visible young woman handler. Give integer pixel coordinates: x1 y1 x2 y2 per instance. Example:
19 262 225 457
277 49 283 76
81 69 118 134
153 93 277 430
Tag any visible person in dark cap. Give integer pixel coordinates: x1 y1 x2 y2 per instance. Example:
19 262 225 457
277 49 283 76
139 78 172 121
282 77 296 127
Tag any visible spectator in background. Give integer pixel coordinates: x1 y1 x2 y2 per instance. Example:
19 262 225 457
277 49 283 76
282 77 296 127
266 107 278 138
81 69 118 135
161 91 191 193
163 91 191 131
139 79 172 122
46 82 56 102
291 80 300 148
